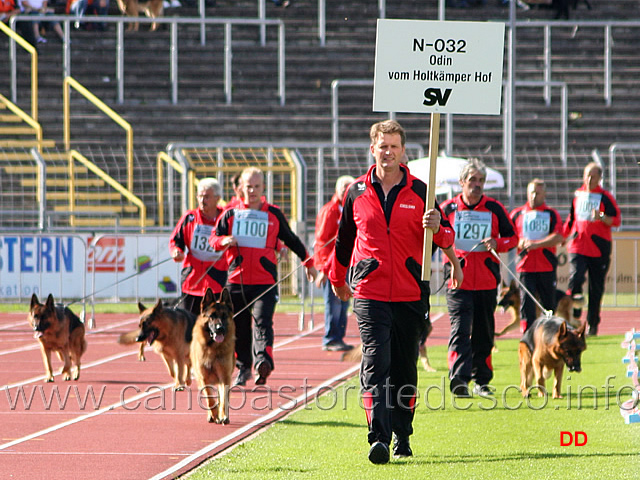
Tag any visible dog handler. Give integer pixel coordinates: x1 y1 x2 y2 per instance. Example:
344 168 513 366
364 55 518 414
169 177 228 316
441 158 518 398
563 162 621 336
328 120 454 464
210 167 317 387
510 178 564 332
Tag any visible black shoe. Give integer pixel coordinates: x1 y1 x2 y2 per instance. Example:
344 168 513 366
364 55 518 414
255 361 272 385
322 340 354 352
233 367 251 387
368 441 390 464
393 435 412 458
587 325 598 337
472 383 495 397
450 378 471 398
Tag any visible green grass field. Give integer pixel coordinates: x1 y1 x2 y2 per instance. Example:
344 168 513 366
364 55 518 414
183 335 640 479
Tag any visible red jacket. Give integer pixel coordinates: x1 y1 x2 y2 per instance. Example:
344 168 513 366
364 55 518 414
328 164 454 302
441 194 518 291
210 202 313 285
563 185 621 257
169 207 228 296
511 203 563 273
314 193 342 274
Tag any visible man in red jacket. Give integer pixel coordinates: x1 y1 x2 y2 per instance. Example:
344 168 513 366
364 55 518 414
169 177 228 316
314 175 355 351
510 178 564 332
329 120 454 464
563 162 621 336
441 159 518 398
211 167 317 387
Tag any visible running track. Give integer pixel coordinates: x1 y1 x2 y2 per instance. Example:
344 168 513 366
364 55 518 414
0 307 636 479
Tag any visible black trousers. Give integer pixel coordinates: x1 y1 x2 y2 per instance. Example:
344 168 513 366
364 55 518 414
353 297 428 446
519 271 557 331
446 288 496 387
567 252 610 328
227 283 278 372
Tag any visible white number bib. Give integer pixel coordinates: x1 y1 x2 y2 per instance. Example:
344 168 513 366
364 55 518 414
575 192 602 222
190 224 223 262
521 210 551 241
233 209 269 248
454 210 491 252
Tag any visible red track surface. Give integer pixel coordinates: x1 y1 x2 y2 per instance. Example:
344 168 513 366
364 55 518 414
0 307 637 479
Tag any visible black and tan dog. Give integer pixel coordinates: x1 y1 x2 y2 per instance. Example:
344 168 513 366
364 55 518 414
28 293 87 383
190 288 236 424
519 315 586 399
119 300 195 391
495 280 582 337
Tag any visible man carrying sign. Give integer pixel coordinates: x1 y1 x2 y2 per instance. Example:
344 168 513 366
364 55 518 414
211 167 317 387
563 162 621 337
510 179 564 332
441 159 518 398
329 120 454 464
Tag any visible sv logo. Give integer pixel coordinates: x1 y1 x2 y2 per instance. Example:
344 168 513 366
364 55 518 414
423 88 452 107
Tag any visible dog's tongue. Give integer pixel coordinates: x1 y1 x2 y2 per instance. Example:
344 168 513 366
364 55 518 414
147 331 157 345
213 333 225 343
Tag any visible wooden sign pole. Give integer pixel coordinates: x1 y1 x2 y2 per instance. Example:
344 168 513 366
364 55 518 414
421 112 440 281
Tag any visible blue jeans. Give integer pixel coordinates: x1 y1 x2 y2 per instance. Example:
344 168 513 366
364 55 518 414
322 280 349 345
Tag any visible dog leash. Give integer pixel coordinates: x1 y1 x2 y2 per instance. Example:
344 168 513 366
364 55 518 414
432 241 485 294
487 246 553 318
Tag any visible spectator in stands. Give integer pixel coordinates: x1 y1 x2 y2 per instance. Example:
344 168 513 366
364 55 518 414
66 0 109 31
563 162 621 336
440 158 518 398
21 0 65 43
328 120 455 464
169 177 228 316
210 166 317 387
2 0 37 45
271 0 290 7
510 178 564 332
314 174 355 352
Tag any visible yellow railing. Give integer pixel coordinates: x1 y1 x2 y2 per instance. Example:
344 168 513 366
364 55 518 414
0 93 44 153
0 21 37 122
63 76 134 192
68 150 146 230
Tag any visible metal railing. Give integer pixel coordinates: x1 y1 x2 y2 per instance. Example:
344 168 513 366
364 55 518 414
7 14 286 106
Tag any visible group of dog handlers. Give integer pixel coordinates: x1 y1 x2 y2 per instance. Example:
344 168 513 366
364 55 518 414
27 119 620 465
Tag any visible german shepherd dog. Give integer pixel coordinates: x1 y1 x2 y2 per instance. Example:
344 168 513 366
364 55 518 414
190 288 236 424
28 293 87 383
118 300 196 391
519 316 587 398
495 280 583 337
115 0 163 31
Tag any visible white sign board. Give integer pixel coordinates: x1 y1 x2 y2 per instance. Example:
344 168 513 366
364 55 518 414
373 19 505 115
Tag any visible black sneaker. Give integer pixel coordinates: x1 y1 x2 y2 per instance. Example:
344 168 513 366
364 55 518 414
450 378 471 398
587 325 598 337
233 367 251 387
393 435 412 458
255 361 272 385
368 441 390 464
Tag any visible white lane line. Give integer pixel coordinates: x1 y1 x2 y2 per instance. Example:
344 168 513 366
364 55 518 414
0 382 174 452
149 363 360 480
0 320 329 453
0 317 140 357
